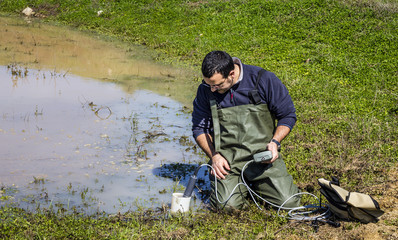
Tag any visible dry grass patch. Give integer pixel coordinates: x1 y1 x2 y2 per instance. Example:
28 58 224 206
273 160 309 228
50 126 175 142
340 0 398 14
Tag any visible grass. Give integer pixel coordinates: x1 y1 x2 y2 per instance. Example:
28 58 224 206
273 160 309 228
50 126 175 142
0 205 298 239
0 0 397 239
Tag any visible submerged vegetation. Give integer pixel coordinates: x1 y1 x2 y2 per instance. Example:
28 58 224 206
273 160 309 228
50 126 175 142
0 0 397 239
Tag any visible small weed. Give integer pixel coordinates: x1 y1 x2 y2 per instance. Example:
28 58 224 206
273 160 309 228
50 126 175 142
34 105 43 116
80 187 89 201
7 63 28 77
171 178 184 193
31 176 46 184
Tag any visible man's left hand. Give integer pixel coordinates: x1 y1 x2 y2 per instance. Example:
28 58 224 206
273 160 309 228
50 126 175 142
266 141 279 163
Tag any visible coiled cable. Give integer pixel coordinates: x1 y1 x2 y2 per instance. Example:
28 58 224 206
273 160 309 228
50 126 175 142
190 161 332 223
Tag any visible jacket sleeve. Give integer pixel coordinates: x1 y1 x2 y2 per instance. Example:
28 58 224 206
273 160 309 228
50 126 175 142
259 71 297 129
191 85 213 139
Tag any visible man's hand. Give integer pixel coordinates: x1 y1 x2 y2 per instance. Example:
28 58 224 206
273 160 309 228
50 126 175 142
211 153 230 179
266 125 291 163
266 141 279 163
195 134 231 179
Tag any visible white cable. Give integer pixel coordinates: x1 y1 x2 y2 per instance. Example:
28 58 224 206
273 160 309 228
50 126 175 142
197 163 246 205
195 162 330 222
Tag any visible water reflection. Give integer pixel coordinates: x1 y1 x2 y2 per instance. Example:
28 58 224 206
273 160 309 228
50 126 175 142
0 65 206 213
153 163 211 201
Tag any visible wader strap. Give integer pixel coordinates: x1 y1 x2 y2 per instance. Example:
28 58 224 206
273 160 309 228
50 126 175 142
249 69 266 105
210 99 221 152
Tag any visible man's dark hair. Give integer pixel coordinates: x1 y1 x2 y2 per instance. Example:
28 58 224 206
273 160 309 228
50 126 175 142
201 51 234 78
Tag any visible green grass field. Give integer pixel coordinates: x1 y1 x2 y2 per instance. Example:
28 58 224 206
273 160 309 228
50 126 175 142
0 0 397 239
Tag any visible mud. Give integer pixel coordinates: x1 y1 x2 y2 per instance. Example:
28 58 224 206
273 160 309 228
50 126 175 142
0 15 196 106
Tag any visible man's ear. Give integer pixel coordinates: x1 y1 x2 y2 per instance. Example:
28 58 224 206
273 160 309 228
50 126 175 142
229 70 235 78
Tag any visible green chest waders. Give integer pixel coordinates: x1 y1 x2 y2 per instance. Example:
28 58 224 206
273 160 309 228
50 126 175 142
209 73 300 210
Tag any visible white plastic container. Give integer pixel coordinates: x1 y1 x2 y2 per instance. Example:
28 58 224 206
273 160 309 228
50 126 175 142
170 193 191 214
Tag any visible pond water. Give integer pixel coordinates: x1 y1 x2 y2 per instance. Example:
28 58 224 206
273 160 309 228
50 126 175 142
0 16 209 213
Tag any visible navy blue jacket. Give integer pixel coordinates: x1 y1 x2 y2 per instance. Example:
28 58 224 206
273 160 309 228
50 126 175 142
192 60 296 139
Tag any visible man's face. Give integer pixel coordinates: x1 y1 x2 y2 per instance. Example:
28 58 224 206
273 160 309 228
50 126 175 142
203 71 234 94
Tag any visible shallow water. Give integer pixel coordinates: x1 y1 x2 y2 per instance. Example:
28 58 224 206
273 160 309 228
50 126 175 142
0 16 208 213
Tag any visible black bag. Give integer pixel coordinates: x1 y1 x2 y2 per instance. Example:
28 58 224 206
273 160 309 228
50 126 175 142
318 177 384 223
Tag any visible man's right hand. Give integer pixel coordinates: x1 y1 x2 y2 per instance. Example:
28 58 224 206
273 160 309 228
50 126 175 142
194 134 230 179
211 153 230 179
